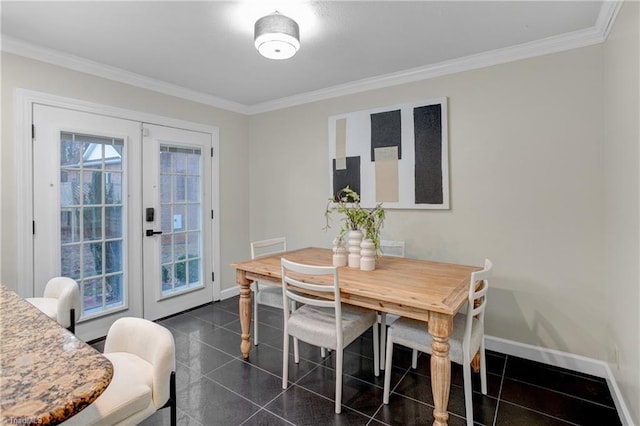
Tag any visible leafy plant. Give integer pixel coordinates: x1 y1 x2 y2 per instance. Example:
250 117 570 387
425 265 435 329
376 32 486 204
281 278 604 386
324 186 385 251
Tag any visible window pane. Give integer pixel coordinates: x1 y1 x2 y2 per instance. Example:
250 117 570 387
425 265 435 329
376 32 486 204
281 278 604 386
60 170 80 206
173 204 186 232
105 274 123 307
161 205 172 233
105 171 122 204
105 240 122 274
61 208 81 244
83 171 103 204
173 176 185 202
187 204 200 231
83 243 103 276
60 133 82 166
83 278 103 313
161 234 173 264
187 232 200 259
174 262 186 288
105 207 122 239
186 176 199 202
162 265 173 292
61 244 81 279
174 233 187 261
188 259 200 286
160 175 172 203
83 207 102 241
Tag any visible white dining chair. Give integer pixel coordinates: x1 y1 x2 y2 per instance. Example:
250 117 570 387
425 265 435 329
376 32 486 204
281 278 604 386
251 237 287 346
378 239 407 370
62 317 176 426
281 258 380 414
26 276 81 333
382 259 492 426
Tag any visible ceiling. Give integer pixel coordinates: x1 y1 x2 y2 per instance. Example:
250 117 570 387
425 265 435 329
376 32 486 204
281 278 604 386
1 1 615 114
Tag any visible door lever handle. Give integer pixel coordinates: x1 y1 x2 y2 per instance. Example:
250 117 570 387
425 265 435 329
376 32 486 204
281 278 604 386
145 229 163 237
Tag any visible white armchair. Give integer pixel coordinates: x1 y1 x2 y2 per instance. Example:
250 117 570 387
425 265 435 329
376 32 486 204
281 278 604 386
26 276 80 333
63 317 176 426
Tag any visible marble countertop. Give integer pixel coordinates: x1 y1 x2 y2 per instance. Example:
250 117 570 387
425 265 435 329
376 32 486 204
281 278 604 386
0 284 113 425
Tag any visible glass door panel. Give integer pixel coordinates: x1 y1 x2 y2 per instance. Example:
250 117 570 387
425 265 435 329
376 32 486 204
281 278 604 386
159 145 203 296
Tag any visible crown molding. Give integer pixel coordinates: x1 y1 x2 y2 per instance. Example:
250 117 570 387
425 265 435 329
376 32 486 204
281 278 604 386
1 1 622 116
0 36 250 115
248 1 623 114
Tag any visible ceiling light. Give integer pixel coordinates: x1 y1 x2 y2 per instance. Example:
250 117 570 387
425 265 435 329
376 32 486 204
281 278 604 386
254 12 300 60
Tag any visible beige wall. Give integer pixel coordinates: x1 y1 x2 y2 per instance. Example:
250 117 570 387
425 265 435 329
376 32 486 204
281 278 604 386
249 45 607 360
603 1 640 424
0 52 250 294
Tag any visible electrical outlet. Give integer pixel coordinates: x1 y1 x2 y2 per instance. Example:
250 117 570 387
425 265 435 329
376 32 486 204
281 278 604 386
613 344 620 370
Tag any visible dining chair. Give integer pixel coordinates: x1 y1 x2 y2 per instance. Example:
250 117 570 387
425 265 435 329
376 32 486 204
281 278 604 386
281 258 380 414
251 237 287 345
62 317 176 426
382 259 492 426
378 239 407 370
26 276 80 333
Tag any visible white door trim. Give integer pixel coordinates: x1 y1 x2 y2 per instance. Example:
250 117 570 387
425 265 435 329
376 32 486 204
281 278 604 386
15 89 221 303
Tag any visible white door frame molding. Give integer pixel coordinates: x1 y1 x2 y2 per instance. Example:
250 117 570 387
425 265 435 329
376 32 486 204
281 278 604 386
15 89 221 302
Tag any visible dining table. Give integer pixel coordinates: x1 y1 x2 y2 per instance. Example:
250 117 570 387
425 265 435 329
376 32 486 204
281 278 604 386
0 284 113 425
231 246 481 426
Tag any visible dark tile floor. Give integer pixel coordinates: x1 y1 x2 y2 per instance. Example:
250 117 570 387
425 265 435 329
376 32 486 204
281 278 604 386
91 296 621 425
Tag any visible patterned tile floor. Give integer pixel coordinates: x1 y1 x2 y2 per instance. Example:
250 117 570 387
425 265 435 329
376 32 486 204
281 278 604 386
91 296 620 425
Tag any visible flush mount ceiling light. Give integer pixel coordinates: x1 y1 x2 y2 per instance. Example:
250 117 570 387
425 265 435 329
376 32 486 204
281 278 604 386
254 11 300 60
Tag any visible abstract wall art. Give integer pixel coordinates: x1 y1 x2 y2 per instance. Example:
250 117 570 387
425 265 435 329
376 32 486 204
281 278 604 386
328 97 449 209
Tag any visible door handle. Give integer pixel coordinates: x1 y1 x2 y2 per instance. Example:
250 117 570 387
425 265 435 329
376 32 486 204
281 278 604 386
145 229 163 237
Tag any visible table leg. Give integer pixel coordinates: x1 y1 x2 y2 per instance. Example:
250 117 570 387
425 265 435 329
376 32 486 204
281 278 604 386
236 270 252 359
429 312 453 426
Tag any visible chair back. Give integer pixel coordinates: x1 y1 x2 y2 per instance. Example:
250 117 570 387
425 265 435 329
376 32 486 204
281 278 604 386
281 258 343 341
44 276 81 323
251 237 287 259
379 239 405 257
463 259 492 351
104 317 176 408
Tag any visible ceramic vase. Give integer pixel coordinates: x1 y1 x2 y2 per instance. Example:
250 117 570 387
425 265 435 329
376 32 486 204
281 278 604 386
332 237 347 267
360 238 376 271
347 229 363 268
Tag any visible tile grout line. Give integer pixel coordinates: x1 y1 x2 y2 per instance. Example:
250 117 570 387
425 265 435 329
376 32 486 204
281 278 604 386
491 354 508 426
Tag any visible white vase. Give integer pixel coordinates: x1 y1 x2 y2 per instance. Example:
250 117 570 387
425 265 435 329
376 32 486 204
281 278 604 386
347 229 363 268
360 238 376 271
332 237 347 267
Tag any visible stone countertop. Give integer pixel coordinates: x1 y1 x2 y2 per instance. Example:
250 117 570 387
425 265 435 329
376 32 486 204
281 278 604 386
0 284 113 425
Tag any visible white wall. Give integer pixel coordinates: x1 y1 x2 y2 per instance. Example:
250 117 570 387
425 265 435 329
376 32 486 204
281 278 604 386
0 52 250 295
603 1 640 424
249 45 607 360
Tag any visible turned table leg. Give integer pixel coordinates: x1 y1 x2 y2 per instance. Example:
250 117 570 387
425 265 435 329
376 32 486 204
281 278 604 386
236 270 252 359
429 312 453 426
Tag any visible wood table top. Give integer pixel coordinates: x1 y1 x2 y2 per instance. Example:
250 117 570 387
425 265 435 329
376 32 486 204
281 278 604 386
231 247 481 319
0 284 113 425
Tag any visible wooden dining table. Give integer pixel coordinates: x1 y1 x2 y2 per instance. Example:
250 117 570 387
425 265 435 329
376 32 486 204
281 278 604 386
231 247 481 426
0 284 113 425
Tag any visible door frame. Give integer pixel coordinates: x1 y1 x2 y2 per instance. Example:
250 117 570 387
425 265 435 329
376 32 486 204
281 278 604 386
15 89 221 305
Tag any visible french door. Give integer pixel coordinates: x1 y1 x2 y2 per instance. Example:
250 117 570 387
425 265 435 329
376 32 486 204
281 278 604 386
142 124 214 320
32 104 215 340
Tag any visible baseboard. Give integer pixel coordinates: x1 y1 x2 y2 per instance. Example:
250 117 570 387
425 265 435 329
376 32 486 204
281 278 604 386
219 285 240 300
486 335 633 425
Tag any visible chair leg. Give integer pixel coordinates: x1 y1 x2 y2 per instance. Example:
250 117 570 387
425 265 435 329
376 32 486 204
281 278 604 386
67 308 75 334
335 348 343 414
372 322 380 377
380 313 387 370
463 362 474 426
253 288 259 346
282 333 289 389
169 371 176 426
411 349 418 369
160 371 176 426
480 341 487 395
293 337 300 364
321 347 326 358
383 334 394 404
